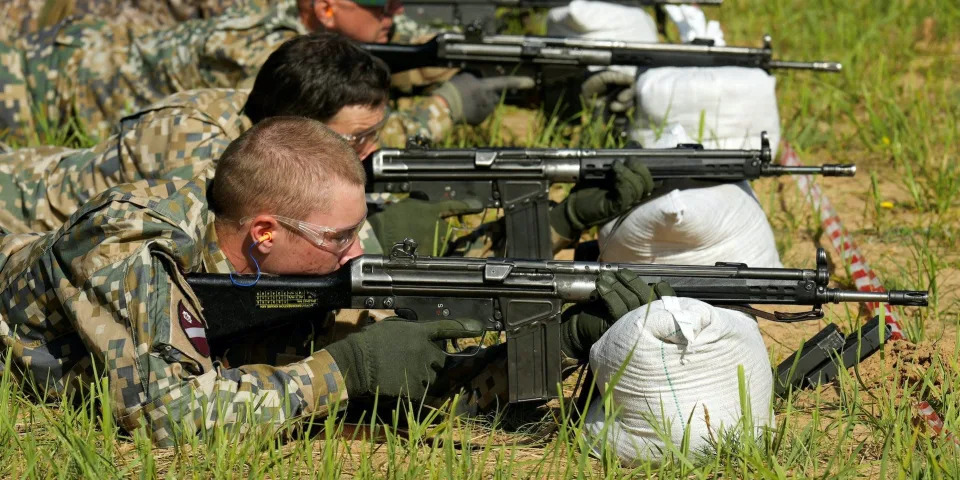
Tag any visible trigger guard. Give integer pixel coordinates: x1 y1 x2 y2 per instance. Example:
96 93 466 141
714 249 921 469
442 328 489 358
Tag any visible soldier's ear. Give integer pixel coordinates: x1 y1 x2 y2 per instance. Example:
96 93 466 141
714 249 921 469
314 0 336 28
249 215 279 255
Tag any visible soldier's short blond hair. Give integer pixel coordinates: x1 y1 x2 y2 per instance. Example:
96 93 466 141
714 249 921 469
211 116 365 220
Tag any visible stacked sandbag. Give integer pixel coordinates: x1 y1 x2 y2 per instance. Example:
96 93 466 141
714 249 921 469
546 0 658 112
660 5 726 46
598 124 783 268
590 124 779 465
630 66 781 154
546 0 659 43
597 178 783 268
583 296 774 465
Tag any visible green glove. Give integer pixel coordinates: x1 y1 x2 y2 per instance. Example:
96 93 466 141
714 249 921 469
434 73 536 125
581 70 636 114
325 317 485 399
368 197 484 255
549 160 655 241
560 270 675 360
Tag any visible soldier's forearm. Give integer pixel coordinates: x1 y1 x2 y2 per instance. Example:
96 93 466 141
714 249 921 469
132 351 347 446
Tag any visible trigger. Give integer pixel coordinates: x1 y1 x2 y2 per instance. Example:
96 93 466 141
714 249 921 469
394 308 418 320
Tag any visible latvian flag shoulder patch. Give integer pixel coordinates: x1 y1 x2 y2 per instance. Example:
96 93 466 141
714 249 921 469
178 300 210 357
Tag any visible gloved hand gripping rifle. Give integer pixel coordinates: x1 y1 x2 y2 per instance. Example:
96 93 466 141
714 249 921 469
187 240 927 403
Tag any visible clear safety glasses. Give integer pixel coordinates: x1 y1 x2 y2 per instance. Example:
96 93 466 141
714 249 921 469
240 215 365 254
338 117 387 150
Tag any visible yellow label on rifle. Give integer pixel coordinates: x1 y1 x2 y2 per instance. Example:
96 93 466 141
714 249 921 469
255 290 318 309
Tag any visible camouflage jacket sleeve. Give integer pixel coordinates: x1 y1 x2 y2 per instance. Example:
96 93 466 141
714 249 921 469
0 0 234 43
0 38 34 146
0 90 249 235
8 0 301 139
380 96 454 148
1 183 347 446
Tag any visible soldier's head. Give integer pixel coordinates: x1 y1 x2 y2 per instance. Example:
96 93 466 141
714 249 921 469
211 116 368 275
244 33 391 159
298 0 402 43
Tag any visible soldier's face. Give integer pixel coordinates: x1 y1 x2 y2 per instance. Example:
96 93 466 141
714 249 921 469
260 181 368 275
326 103 387 160
313 0 402 43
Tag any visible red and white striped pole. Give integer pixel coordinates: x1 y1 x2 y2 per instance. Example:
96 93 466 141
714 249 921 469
779 142 956 446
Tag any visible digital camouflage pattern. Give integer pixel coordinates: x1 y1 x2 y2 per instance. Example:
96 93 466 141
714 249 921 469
0 89 251 234
0 0 453 145
0 171 348 446
0 0 233 43
0 0 304 143
0 86 449 257
381 96 454 148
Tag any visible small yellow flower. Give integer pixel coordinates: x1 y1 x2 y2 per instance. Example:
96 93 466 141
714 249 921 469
880 201 894 209
882 136 891 146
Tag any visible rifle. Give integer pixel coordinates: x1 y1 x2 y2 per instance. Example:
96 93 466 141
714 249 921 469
401 0 722 34
365 132 855 259
365 31 840 112
187 240 927 403
368 31 841 73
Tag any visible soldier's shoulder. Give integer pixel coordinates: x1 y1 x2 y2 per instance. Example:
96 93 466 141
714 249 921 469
82 170 215 226
122 88 249 128
144 88 248 112
198 0 301 29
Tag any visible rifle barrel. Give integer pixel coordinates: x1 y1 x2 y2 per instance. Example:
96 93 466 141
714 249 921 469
764 164 856 176
767 60 843 72
829 289 928 306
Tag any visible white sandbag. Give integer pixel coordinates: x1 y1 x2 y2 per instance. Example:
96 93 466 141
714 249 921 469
661 5 726 46
599 122 782 268
597 180 782 268
584 297 773 466
546 0 659 43
630 67 781 155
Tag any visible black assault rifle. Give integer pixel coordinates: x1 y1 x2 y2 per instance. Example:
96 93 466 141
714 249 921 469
186 240 927 404
365 133 855 259
364 31 840 110
401 0 722 34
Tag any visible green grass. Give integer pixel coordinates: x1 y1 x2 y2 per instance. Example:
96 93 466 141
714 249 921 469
4 0 960 476
2 331 959 477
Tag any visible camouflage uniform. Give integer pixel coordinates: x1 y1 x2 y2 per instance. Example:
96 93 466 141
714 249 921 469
0 0 233 43
0 171 347 446
0 0 304 142
0 87 449 256
0 0 454 145
0 88 250 234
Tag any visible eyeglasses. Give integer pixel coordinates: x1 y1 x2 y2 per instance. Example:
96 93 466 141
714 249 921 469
338 118 387 150
240 215 366 254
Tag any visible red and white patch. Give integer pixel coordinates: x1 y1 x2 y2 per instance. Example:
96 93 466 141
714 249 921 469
178 300 210 357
